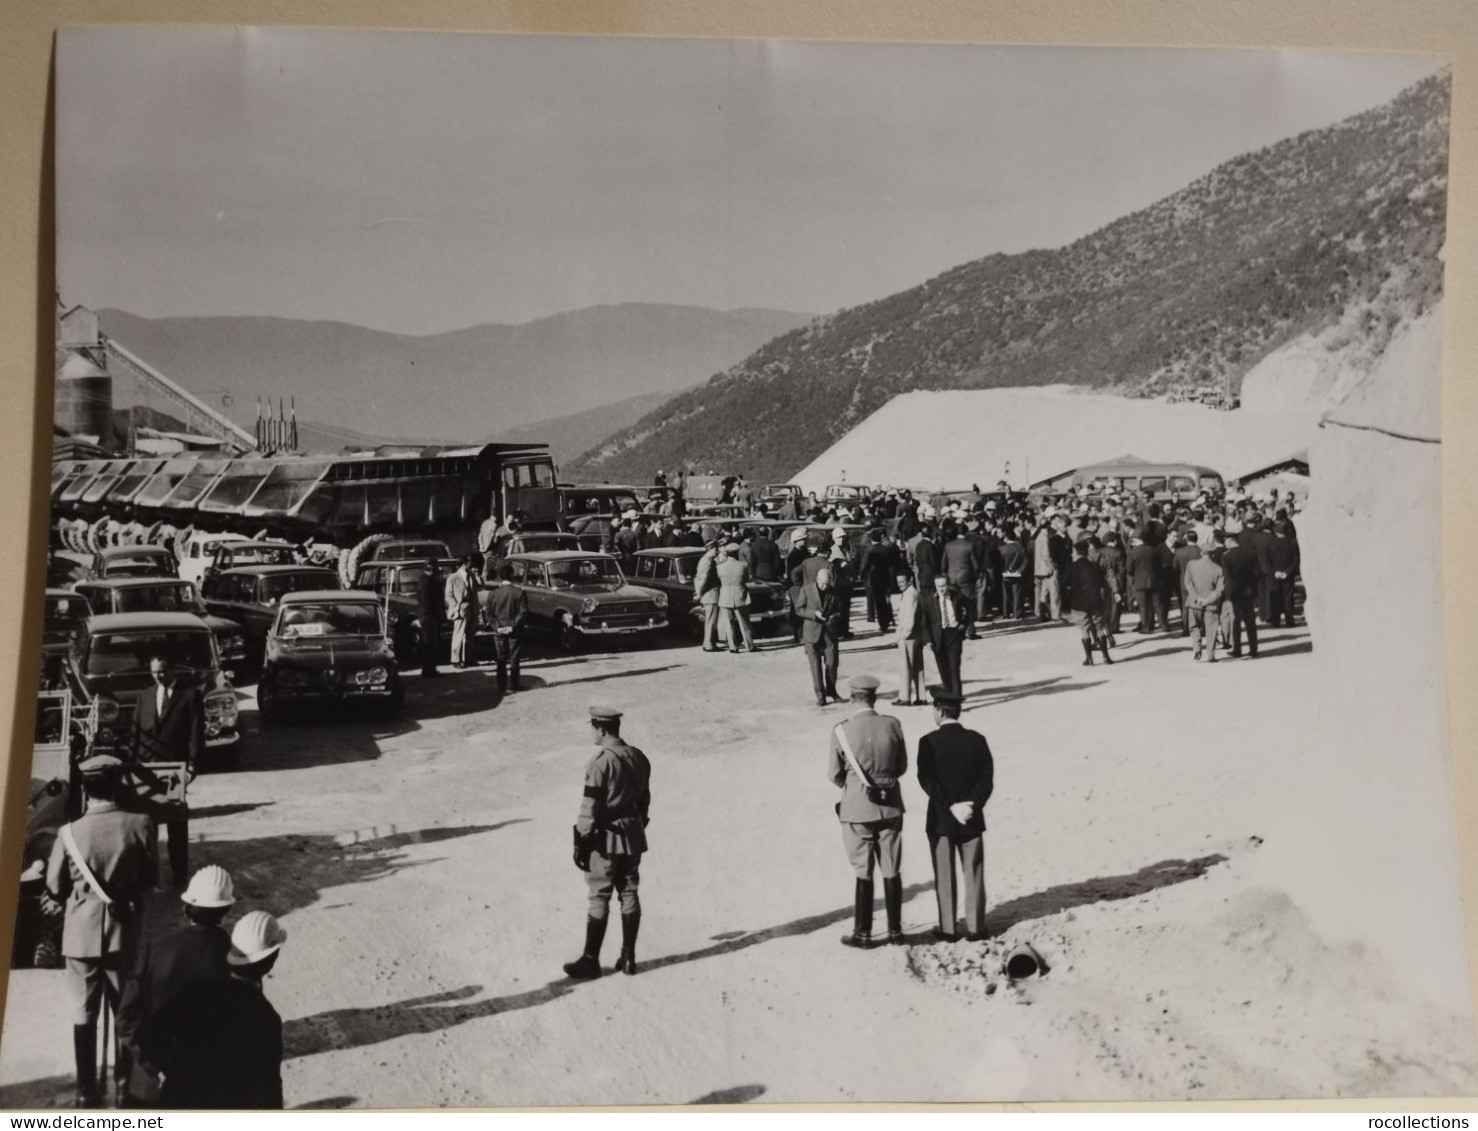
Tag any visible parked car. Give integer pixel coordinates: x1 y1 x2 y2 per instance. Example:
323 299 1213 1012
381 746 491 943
557 486 643 551
500 532 581 556
354 538 454 566
630 547 788 641
757 483 802 515
822 483 872 507
41 589 92 688
178 532 257 586
200 564 342 664
506 551 667 651
87 544 179 581
73 577 248 671
64 610 241 767
256 590 404 722
351 557 461 664
198 539 298 589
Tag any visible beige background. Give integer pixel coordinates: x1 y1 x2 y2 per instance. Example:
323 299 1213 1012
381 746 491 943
0 1 1473 1112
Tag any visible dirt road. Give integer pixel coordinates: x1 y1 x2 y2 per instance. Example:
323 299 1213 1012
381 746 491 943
2 611 1473 1107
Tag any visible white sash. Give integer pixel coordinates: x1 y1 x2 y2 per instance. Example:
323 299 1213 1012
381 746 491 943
833 724 875 790
59 823 113 906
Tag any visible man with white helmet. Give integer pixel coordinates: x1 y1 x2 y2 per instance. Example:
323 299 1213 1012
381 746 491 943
117 865 236 1106
137 910 287 1109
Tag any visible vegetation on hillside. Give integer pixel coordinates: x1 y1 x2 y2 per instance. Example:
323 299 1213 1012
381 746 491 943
574 72 1448 484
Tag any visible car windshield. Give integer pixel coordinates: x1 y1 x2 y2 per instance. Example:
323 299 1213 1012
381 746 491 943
383 542 446 560
276 602 383 637
85 630 216 676
546 558 624 590
113 583 204 615
230 546 294 566
45 596 90 632
259 573 337 603
518 535 577 552
566 494 638 516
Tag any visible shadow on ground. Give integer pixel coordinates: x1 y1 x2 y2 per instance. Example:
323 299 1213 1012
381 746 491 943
278 851 1227 1063
199 820 528 921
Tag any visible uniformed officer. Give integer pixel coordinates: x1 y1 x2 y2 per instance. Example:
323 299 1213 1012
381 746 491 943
565 705 652 979
43 754 158 1108
828 675 908 947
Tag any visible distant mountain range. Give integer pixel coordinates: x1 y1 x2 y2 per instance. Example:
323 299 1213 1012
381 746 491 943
94 304 812 447
574 71 1449 485
484 387 689 469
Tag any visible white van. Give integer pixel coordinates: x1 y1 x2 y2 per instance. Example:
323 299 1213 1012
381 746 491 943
178 531 252 586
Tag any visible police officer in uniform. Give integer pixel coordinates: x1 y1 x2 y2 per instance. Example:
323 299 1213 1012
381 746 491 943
43 754 158 1108
565 705 652 979
828 675 908 947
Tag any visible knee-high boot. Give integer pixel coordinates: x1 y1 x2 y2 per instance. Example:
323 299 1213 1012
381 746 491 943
562 916 607 980
841 878 874 948
883 876 904 945
617 911 641 976
73 1025 100 1108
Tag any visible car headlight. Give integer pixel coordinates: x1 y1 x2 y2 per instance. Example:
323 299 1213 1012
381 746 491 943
652 593 668 609
581 597 599 614
205 691 238 726
355 667 389 685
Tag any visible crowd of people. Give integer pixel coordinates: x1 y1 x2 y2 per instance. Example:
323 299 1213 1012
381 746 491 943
633 476 1305 699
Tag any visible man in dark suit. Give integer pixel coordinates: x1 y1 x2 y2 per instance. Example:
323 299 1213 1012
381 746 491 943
1265 520 1301 627
919 574 969 695
479 562 529 692
941 526 980 640
117 865 235 1106
137 911 287 1109
417 558 443 677
133 655 202 886
1128 535 1166 634
795 567 845 706
916 686 994 941
1220 531 1262 658
858 529 897 633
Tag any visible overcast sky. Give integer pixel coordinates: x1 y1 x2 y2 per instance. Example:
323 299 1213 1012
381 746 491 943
57 30 1440 336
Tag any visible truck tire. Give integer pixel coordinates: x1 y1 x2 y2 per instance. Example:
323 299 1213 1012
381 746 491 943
341 533 395 587
173 525 196 562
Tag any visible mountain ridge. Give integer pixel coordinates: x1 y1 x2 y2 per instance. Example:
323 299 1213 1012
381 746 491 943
94 303 813 445
572 70 1449 485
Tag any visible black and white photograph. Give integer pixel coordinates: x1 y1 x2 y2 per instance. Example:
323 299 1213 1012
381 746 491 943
1 26 1473 1108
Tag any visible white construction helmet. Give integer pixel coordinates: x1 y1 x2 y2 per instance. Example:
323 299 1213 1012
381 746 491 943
228 910 288 966
181 864 235 908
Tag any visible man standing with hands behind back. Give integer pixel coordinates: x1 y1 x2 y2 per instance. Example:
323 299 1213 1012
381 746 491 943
916 686 994 941
133 655 201 886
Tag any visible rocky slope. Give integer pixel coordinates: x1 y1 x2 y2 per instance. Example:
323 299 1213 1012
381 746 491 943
576 71 1448 484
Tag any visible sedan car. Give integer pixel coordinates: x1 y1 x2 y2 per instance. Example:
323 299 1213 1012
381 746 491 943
351 557 461 664
630 547 788 641
506 551 667 651
200 564 342 664
87 544 179 581
256 591 403 722
65 611 241 767
72 577 248 671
